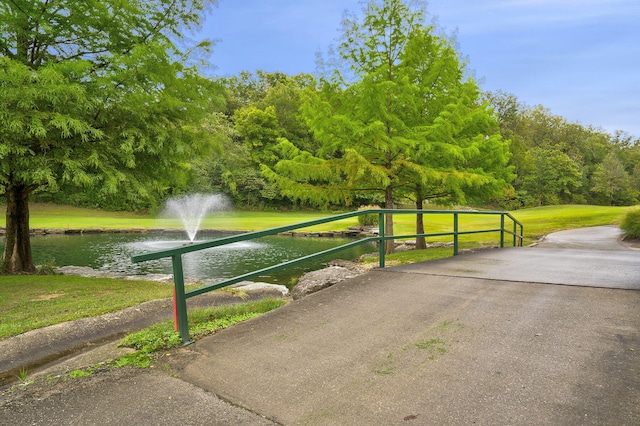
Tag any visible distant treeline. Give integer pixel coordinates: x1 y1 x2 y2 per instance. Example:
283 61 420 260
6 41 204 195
32 71 638 212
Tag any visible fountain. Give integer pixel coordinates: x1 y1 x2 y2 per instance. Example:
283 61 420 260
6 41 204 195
163 193 230 242
12 192 376 283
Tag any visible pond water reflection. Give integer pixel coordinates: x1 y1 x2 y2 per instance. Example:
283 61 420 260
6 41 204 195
2 232 376 284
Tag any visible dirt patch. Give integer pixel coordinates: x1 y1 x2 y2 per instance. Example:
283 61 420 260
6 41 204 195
30 293 64 301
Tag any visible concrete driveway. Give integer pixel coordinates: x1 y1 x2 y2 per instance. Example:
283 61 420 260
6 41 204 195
172 226 639 425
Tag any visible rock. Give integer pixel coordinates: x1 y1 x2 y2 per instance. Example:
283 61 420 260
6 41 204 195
55 266 289 297
291 261 366 300
56 266 116 278
56 266 172 281
232 282 290 298
44 228 65 234
123 274 176 283
83 228 105 234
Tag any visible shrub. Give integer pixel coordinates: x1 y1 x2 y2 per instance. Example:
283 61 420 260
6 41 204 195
620 208 640 239
357 206 380 227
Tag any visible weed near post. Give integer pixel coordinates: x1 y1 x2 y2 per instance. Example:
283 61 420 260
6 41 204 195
116 299 287 367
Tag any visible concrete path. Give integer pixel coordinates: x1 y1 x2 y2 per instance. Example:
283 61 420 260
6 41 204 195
536 224 632 250
1 226 638 425
170 226 638 425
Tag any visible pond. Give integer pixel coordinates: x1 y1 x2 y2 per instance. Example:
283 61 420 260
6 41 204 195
1 232 377 285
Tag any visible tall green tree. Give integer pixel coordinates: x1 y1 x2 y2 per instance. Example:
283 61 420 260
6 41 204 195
264 0 511 252
214 71 316 208
0 0 219 273
520 147 583 206
591 152 636 205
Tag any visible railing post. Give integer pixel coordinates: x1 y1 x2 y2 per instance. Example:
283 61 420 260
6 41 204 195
172 255 191 344
512 220 517 247
378 211 385 268
453 213 459 255
500 214 505 248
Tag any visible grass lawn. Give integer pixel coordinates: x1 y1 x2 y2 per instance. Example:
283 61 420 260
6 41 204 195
0 203 636 340
2 203 632 240
0 275 174 339
0 203 361 232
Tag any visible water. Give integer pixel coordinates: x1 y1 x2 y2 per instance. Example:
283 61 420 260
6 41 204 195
4 232 376 285
163 194 230 242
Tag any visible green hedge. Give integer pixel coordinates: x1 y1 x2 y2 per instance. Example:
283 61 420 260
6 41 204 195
621 208 640 239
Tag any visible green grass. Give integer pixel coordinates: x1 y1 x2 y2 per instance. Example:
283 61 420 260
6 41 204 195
0 275 175 339
121 299 286 352
0 203 359 232
3 203 632 240
115 299 286 367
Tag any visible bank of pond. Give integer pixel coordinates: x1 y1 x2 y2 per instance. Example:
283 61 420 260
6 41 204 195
0 231 377 285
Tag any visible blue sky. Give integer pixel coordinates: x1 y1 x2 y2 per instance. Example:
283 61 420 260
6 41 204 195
199 0 640 138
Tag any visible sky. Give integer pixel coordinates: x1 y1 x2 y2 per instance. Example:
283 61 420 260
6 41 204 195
198 0 640 138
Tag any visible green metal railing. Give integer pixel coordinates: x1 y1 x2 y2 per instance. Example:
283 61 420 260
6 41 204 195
131 209 523 344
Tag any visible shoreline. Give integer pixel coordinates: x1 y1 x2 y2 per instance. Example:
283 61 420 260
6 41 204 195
0 226 378 238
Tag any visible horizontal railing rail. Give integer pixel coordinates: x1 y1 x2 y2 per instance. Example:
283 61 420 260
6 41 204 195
132 209 523 343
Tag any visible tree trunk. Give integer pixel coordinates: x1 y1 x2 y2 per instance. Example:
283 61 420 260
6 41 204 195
415 188 426 249
1 184 35 274
384 184 395 254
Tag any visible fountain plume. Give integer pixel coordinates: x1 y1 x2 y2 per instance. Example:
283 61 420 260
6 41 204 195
164 193 230 242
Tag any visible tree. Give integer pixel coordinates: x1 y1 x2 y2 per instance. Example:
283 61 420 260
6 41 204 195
215 72 317 208
591 152 636 205
0 0 219 273
263 0 511 252
520 147 583 206
484 91 622 206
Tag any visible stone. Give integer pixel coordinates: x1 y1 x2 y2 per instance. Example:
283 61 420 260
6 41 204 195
291 260 366 300
232 282 290 298
83 228 105 234
55 266 290 297
44 228 65 234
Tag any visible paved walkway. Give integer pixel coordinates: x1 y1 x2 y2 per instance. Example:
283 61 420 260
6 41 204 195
1 226 638 425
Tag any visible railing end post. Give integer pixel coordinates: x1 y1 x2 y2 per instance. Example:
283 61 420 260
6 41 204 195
172 255 191 345
378 212 385 268
453 213 459 256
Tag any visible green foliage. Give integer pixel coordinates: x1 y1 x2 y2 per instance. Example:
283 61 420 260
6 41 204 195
15 367 30 385
118 299 286 364
68 369 92 379
112 352 153 369
0 1 221 206
0 0 221 271
120 324 183 353
205 72 318 209
235 106 282 165
485 91 640 208
620 208 640 239
591 152 636 206
357 206 381 226
263 0 513 254
520 147 583 206
61 299 289 369
35 259 60 276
